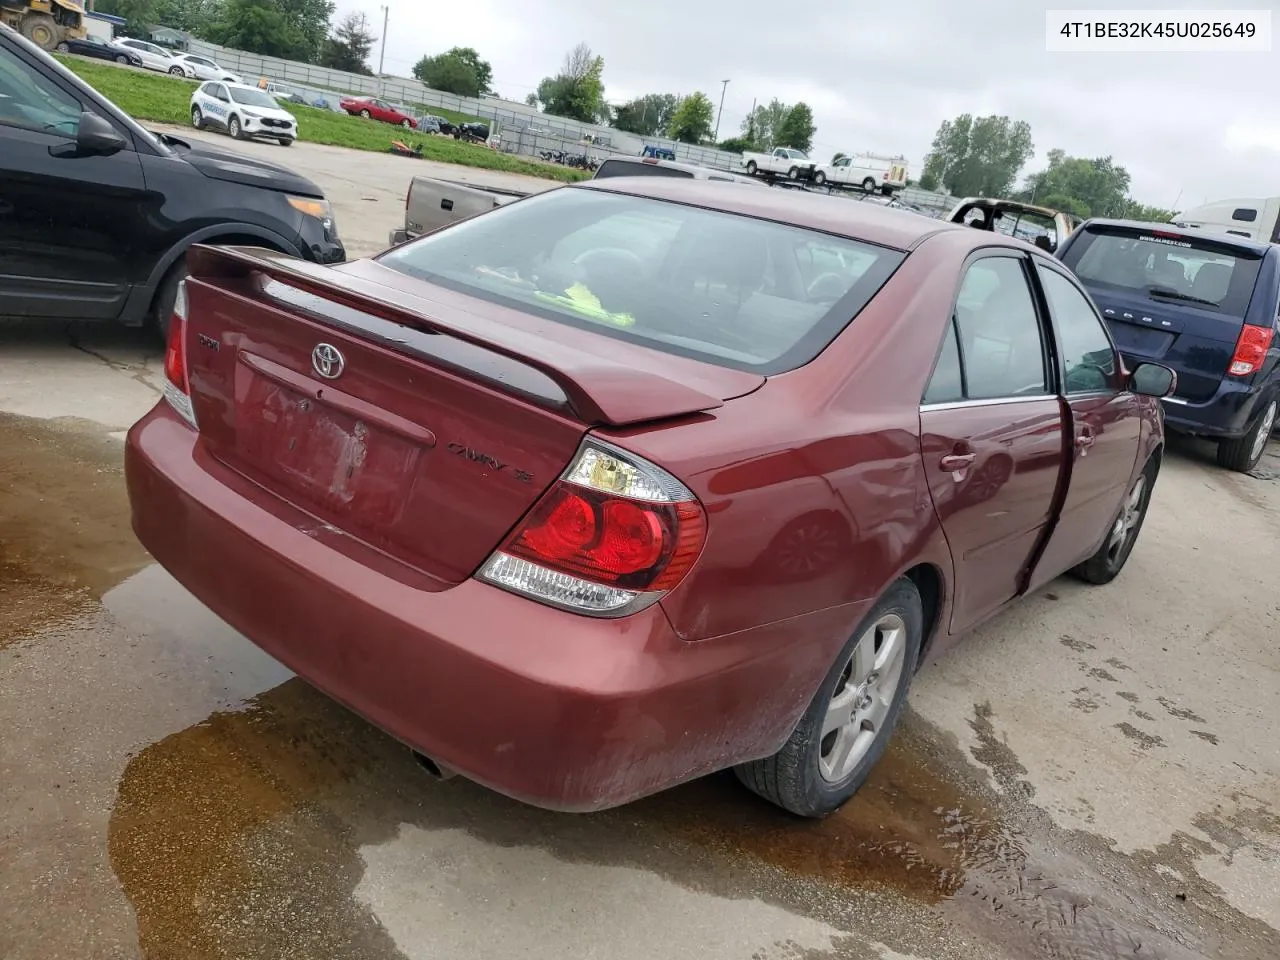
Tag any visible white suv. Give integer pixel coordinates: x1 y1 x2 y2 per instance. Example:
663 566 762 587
110 38 175 72
191 81 298 147
169 53 241 83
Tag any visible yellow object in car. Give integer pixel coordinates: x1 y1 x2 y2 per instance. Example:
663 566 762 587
535 282 635 328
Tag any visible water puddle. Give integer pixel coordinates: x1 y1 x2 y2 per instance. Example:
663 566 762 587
0 412 151 647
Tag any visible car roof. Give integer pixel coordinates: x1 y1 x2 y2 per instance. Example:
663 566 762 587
220 82 274 95
1077 217 1274 255
576 177 968 251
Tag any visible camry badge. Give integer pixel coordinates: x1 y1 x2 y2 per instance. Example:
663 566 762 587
311 343 345 380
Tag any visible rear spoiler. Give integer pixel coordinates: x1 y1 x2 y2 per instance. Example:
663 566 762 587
184 245 728 428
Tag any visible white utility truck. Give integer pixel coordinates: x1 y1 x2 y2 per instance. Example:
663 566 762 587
812 153 909 195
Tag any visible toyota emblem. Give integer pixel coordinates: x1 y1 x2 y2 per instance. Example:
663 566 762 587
311 343 345 380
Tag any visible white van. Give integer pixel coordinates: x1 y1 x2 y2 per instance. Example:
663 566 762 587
1171 197 1280 243
812 153 909 194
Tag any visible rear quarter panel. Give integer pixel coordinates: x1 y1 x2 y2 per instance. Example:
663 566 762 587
610 229 980 658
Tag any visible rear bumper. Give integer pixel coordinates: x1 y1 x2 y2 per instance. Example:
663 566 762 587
124 406 831 811
1158 377 1268 439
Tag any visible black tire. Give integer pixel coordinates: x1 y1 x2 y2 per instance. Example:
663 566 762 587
861 177 876 193
881 185 893 196
734 578 923 818
1216 397 1277 473
359 109 371 119
228 115 243 140
787 166 799 180
1071 456 1159 585
152 261 190 340
746 160 758 175
813 171 826 186
401 119 412 128
20 13 58 50
116 54 130 65
190 106 204 130
56 42 70 52
278 138 294 147
169 66 185 76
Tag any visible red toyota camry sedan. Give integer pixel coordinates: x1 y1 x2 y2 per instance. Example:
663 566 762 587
126 178 1176 818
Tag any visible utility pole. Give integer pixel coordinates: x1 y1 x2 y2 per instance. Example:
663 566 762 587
378 6 389 76
714 79 729 143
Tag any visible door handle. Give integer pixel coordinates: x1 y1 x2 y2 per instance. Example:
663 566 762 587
939 453 976 471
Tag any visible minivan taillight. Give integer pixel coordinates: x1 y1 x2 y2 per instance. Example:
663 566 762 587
477 440 706 617
1227 323 1275 377
162 279 198 429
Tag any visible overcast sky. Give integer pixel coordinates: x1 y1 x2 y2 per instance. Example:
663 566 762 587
334 0 1278 210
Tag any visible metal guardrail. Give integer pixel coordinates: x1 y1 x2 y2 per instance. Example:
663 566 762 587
185 38 956 210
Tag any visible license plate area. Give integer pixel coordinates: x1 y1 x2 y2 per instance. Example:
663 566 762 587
1108 322 1175 357
235 370 423 528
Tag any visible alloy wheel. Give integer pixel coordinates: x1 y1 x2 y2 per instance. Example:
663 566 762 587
1105 475 1147 567
818 613 908 783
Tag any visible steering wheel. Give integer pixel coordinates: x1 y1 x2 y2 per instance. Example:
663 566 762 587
806 271 848 302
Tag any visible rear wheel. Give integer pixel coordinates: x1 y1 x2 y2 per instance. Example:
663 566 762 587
734 579 922 818
861 177 876 193
359 109 372 119
1071 457 1157 584
20 13 58 50
401 119 411 128
787 166 799 180
1217 397 1277 473
56 41 70 52
746 160 758 175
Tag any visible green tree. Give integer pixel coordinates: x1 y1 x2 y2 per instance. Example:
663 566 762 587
95 0 157 33
920 114 1034 198
413 47 494 98
152 0 220 33
207 0 333 62
717 136 753 154
524 92 540 108
740 98 791 150
1018 149 1133 218
831 151 847 164
319 11 374 75
917 170 940 192
666 91 714 144
535 43 607 124
612 93 678 137
775 102 815 152
1123 201 1177 222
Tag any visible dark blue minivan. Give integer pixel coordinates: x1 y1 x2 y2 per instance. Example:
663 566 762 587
1057 220 1280 472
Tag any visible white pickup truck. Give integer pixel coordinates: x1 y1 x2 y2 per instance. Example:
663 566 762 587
738 147 817 181
812 153 909 194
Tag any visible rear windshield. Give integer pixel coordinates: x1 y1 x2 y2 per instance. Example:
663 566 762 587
1061 226 1263 317
376 187 904 374
594 159 694 180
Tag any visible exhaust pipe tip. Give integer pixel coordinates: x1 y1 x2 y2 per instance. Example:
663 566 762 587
412 750 457 781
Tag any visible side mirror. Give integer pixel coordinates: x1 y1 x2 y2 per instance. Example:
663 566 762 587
1130 362 1177 398
59 112 128 157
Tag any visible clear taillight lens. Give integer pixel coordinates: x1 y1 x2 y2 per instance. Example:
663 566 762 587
162 279 197 430
477 440 707 617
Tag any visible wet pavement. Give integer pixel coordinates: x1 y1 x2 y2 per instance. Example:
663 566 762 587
3 139 1280 959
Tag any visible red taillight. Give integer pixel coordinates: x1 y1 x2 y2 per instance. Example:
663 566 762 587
161 279 198 429
478 441 707 617
1227 324 1275 377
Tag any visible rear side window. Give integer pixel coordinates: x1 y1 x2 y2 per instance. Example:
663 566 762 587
1061 227 1263 317
594 160 694 180
377 187 905 374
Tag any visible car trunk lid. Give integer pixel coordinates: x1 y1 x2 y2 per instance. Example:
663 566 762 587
180 245 761 584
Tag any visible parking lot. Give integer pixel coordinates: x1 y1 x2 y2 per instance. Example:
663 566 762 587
2 134 1279 960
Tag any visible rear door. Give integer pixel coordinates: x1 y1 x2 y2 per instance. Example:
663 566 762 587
920 253 1067 632
1028 261 1141 585
1059 225 1264 404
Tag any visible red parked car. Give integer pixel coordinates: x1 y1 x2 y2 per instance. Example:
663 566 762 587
339 95 417 128
126 179 1177 818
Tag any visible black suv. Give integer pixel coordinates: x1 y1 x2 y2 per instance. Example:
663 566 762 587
0 24 345 333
